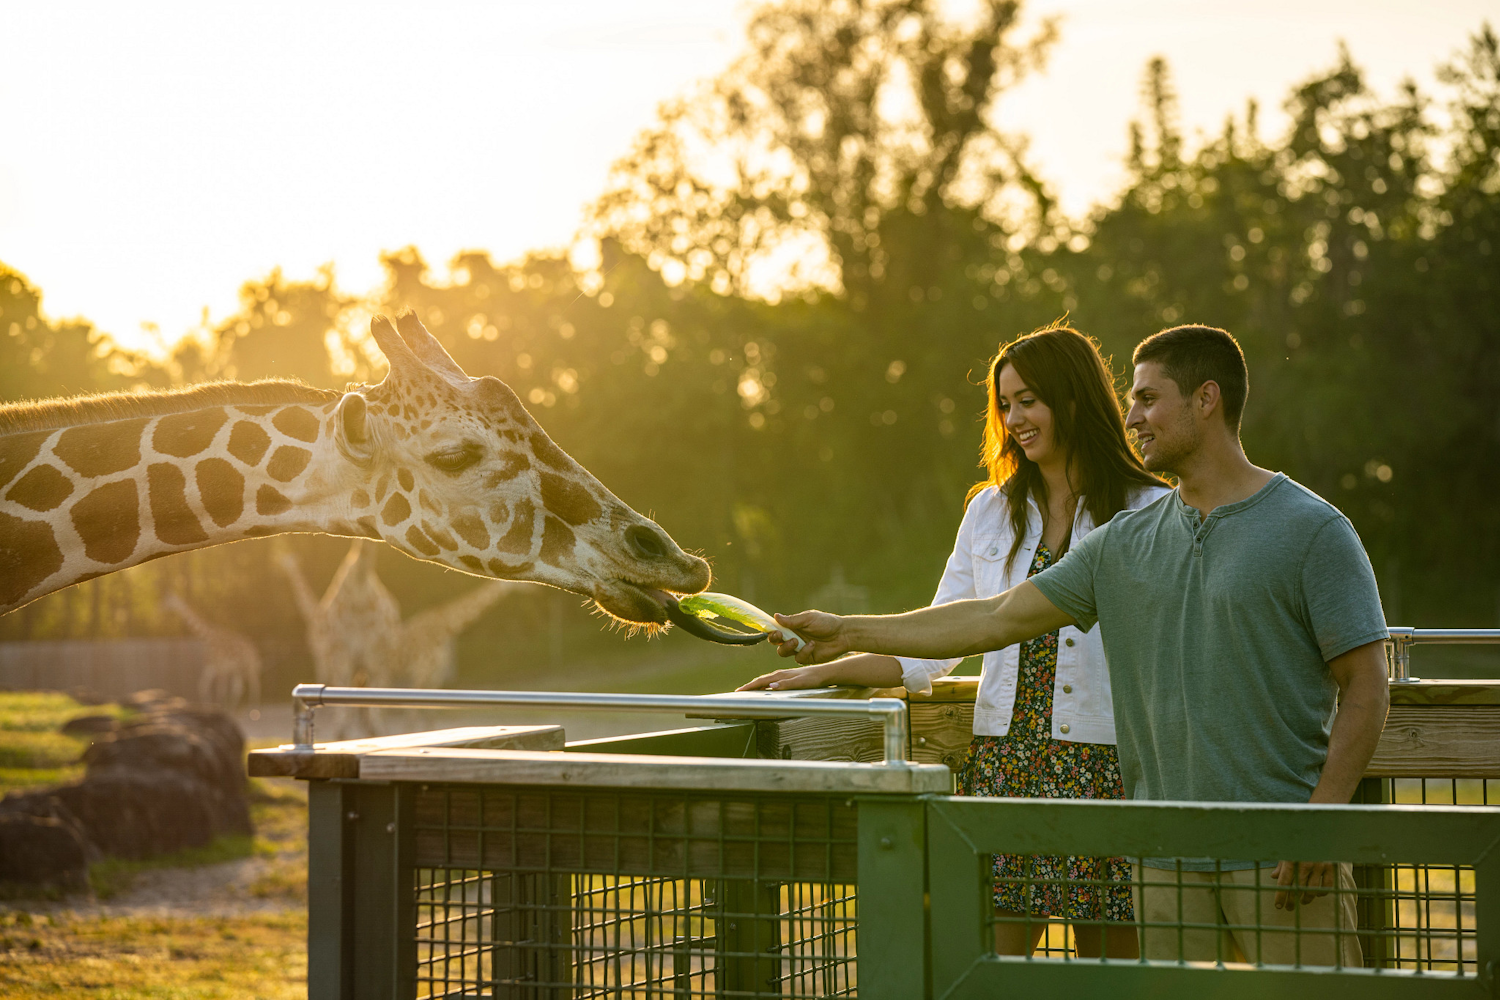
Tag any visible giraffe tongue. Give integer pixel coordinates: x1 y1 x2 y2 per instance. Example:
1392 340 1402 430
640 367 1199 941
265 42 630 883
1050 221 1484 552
660 593 769 646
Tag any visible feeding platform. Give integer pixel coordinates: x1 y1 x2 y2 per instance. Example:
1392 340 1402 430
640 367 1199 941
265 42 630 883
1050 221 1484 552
250 628 1500 999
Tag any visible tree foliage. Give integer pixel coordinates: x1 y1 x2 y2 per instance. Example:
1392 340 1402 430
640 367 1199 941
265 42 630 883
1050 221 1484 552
3 10 1498 678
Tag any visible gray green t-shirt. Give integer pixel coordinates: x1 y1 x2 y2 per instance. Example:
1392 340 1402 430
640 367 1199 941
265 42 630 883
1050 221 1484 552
1031 473 1388 812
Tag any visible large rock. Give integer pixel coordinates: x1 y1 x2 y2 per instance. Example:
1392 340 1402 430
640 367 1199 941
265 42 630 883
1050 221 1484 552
0 792 95 890
1 691 253 880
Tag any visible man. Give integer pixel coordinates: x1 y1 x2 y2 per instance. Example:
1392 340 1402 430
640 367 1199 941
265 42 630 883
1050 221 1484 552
748 325 1390 965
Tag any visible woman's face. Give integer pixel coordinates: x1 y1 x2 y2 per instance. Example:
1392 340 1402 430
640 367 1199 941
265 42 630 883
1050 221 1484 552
996 362 1061 466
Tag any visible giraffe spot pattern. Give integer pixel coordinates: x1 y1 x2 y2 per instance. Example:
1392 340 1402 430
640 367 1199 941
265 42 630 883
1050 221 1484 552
356 516 380 538
496 499 535 554
256 485 292 516
195 458 244 528
540 516 576 565
71 479 140 564
55 419 146 478
418 490 441 516
228 422 271 466
351 490 370 508
6 464 73 512
458 554 483 572
531 433 572 471
272 406 321 442
488 500 509 525
0 431 51 491
451 513 489 549
539 471 602 526
244 525 279 537
488 557 533 576
375 474 391 504
235 404 278 415
382 493 411 526
484 452 529 486
422 520 458 551
405 525 440 556
0 511 62 605
152 408 228 458
147 463 209 545
397 468 414 491
266 446 312 482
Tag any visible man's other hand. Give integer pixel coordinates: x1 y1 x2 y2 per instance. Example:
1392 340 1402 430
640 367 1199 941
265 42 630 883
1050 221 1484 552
1271 860 1335 909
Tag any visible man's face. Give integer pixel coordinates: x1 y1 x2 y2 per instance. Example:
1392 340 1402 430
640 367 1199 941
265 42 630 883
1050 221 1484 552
1127 361 1199 475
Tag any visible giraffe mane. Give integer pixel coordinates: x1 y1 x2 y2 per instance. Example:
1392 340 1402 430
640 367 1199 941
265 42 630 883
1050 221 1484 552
0 379 341 435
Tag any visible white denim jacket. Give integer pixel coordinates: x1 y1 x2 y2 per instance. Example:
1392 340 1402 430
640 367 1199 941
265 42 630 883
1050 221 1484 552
896 483 1171 744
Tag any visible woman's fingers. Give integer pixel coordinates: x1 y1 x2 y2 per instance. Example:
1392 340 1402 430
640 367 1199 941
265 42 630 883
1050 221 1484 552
736 667 823 691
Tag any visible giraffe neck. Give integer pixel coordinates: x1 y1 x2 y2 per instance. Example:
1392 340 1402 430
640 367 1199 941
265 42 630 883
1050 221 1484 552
0 386 365 613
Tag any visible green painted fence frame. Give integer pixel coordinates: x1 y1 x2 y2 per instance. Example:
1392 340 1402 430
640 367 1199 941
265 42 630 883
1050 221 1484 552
925 796 1500 1000
299 724 1500 999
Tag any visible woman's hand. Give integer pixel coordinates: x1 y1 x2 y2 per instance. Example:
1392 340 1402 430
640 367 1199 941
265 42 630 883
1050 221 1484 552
768 610 849 664
736 663 833 691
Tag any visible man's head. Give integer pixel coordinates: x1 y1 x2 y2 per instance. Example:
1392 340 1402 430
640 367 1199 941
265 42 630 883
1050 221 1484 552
1127 325 1248 474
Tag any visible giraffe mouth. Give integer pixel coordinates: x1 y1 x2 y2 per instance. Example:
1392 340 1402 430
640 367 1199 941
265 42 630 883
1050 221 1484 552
592 580 683 626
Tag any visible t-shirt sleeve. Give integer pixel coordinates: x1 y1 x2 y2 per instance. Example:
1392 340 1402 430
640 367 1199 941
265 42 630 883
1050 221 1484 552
1029 521 1106 632
1300 515 1390 661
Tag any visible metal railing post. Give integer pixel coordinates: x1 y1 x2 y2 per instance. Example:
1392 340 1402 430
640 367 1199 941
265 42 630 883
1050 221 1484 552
1383 627 1500 682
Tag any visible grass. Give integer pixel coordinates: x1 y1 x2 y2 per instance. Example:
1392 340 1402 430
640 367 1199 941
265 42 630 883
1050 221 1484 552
0 692 133 797
0 909 306 999
0 690 311 994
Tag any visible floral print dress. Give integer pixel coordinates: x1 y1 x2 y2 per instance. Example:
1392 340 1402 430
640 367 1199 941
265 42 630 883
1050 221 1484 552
955 543 1134 921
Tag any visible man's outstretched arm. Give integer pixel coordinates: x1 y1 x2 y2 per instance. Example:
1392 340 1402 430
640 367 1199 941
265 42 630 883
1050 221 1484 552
766 580 1076 666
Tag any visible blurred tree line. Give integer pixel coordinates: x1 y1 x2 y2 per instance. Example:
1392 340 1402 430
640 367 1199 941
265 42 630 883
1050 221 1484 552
2 1 1497 689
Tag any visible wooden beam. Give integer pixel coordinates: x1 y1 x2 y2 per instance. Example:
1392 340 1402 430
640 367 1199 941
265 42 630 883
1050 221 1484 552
247 724 565 779
359 747 953 794
1366 706 1500 778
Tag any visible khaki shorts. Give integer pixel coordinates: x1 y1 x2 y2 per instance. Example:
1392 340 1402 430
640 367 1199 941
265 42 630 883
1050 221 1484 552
1134 863 1362 967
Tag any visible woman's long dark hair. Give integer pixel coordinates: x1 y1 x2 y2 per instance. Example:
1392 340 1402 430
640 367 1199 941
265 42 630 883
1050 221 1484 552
967 322 1165 574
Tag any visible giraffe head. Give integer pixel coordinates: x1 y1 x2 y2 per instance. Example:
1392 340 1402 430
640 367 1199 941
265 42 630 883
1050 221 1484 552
331 313 709 628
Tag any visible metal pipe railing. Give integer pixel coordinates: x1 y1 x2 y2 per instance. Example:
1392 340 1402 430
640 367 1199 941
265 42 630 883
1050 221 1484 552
290 683 910 765
1386 627 1500 682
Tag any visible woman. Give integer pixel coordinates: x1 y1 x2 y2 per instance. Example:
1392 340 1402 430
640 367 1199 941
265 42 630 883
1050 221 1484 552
741 323 1168 958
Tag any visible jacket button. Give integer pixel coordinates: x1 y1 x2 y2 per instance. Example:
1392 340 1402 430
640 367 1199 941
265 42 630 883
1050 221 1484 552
1064 638 1075 647
1059 724 1070 735
988 547 998 556
1062 685 1072 694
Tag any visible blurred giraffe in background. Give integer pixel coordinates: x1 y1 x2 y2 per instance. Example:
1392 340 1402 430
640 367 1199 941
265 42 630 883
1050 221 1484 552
161 591 263 711
278 540 517 737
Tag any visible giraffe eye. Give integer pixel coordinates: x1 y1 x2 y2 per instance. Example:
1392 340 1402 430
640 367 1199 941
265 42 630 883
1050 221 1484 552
425 445 482 475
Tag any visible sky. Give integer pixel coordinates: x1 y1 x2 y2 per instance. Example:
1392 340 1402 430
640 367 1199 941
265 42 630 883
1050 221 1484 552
1 0 1491 353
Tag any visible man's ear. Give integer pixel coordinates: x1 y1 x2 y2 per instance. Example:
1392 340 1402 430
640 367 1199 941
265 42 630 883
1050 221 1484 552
1195 380 1223 421
335 392 374 464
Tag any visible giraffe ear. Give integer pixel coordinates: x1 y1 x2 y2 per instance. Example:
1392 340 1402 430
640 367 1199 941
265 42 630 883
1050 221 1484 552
396 311 469 382
335 392 374 464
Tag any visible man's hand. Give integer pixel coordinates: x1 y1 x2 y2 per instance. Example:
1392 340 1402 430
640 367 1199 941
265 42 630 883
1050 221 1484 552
1271 860 1336 909
768 610 849 664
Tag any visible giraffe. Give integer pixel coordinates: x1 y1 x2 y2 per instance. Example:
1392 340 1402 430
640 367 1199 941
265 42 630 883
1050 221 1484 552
277 541 400 690
393 577 517 689
277 539 515 737
0 313 711 634
161 591 264 711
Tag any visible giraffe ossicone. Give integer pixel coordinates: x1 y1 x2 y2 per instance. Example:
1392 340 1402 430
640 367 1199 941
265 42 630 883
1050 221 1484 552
0 313 711 626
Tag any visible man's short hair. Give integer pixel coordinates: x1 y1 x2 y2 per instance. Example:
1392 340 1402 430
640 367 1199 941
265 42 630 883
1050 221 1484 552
1133 325 1248 430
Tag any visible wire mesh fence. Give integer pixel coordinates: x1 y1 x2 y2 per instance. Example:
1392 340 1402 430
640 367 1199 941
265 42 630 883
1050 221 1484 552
409 783 858 998
983 779 1496 969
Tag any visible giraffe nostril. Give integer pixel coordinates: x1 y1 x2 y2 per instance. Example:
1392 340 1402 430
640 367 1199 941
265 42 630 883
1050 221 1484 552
626 524 669 560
